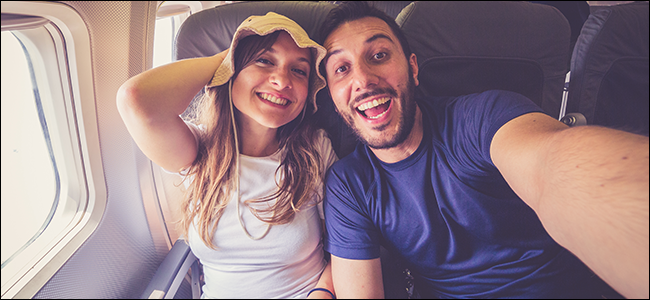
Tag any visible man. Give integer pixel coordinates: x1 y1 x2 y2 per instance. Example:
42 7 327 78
318 1 648 298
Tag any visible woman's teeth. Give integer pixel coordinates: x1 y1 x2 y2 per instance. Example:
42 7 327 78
259 93 289 105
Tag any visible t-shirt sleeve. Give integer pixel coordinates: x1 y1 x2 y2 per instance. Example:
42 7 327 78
315 129 339 220
323 165 381 260
448 90 544 170
316 129 339 175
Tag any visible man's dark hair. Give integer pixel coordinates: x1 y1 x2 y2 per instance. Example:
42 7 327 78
318 1 412 78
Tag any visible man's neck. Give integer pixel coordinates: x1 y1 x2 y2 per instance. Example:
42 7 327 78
371 106 423 164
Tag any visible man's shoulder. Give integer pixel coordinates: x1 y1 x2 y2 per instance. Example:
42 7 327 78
326 144 378 187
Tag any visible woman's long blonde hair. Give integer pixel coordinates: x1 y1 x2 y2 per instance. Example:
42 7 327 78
179 31 324 249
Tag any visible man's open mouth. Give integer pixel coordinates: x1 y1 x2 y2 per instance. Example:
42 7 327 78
357 97 391 119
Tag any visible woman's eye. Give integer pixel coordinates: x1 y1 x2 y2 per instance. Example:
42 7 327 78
292 68 307 76
373 52 387 60
335 65 348 74
256 58 272 65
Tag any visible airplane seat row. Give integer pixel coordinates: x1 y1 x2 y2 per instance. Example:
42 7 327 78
143 1 648 298
398 0 649 135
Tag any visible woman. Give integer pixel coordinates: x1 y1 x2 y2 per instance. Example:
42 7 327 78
117 12 337 299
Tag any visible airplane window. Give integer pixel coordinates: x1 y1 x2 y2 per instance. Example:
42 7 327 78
153 15 178 68
154 2 205 68
1 31 58 266
2 3 106 297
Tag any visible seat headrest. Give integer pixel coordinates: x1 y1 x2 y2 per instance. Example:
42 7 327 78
397 1 571 118
175 1 337 61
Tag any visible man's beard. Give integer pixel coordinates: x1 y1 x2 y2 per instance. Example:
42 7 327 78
341 74 417 150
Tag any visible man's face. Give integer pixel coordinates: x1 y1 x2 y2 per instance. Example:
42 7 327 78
323 17 419 149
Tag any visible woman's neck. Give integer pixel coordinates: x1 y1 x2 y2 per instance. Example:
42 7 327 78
237 122 280 157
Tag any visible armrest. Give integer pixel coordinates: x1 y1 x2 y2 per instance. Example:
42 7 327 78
141 239 201 299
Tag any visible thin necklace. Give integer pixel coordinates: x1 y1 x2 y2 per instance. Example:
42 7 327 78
234 182 272 240
229 80 271 240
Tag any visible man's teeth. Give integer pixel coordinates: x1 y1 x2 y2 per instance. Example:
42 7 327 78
367 110 388 119
259 93 289 105
357 97 390 111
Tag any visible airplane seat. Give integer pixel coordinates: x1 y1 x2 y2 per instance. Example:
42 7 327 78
141 239 200 299
397 1 572 119
364 1 414 19
144 1 412 298
392 3 571 297
561 1 649 135
532 1 591 69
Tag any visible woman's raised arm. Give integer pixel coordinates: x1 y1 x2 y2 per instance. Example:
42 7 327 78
117 50 228 172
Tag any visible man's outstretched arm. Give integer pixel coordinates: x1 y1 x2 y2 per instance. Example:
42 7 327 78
491 112 649 299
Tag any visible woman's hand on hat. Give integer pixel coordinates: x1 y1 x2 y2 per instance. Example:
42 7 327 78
214 48 229 61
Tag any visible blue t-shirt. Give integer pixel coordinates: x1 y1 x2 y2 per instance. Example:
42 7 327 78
323 90 620 298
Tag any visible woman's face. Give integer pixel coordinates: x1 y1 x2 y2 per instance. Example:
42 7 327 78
231 31 312 131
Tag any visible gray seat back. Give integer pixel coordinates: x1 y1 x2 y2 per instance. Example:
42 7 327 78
567 1 649 135
397 1 572 118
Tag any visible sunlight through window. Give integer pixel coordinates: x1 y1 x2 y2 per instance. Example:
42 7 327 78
1 31 58 266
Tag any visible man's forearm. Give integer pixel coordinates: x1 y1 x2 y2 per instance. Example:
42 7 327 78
537 126 649 299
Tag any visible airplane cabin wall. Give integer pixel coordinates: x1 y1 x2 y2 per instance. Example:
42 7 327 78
30 1 170 298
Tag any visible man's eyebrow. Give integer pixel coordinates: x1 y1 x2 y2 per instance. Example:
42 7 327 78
323 49 342 68
324 34 393 65
366 33 393 44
